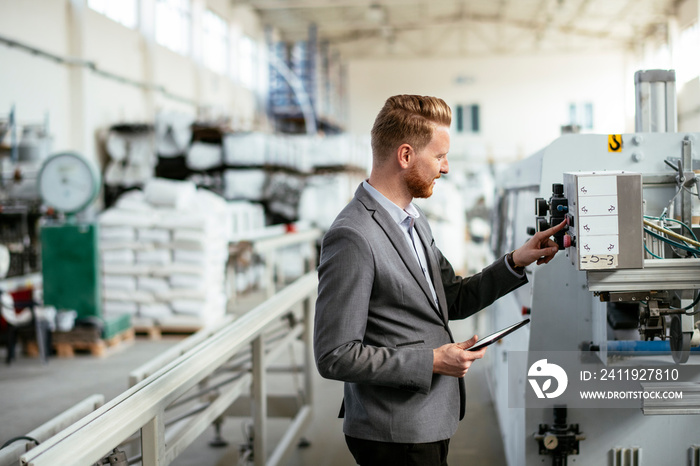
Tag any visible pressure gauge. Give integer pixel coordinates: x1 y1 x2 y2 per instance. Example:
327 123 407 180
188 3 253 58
543 434 559 450
38 152 101 214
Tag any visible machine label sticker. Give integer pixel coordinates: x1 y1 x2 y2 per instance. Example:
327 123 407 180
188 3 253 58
608 134 623 152
577 175 618 196
578 216 619 236
508 351 700 409
579 234 619 255
580 254 618 269
575 174 621 268
577 196 618 217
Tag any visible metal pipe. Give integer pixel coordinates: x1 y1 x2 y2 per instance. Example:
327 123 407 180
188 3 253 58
253 228 322 254
643 219 700 248
167 323 305 410
252 335 267 466
634 70 677 133
0 34 197 107
166 373 247 410
303 297 314 409
607 340 700 353
164 403 210 428
681 138 693 225
128 315 237 387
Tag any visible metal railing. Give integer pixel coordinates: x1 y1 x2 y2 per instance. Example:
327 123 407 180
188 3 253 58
228 228 320 304
20 272 318 466
252 228 320 298
127 314 236 388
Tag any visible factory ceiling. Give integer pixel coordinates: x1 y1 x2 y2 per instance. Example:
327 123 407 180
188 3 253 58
235 0 683 58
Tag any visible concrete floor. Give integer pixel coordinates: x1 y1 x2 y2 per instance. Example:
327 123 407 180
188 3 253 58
0 296 506 466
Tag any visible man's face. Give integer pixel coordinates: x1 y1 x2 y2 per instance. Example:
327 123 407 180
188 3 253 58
405 125 450 199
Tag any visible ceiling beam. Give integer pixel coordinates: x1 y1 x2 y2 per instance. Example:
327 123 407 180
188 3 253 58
296 10 638 45
531 0 558 46
252 0 678 55
497 0 508 20
564 0 591 29
242 0 425 10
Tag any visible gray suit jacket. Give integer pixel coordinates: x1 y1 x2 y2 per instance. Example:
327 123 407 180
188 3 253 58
314 184 526 443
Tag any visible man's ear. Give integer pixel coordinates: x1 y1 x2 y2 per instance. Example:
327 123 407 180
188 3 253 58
397 144 413 169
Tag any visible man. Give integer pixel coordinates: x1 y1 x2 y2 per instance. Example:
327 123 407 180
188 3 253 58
314 95 564 466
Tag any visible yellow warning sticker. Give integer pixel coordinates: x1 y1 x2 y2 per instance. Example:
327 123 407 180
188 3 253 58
608 134 622 152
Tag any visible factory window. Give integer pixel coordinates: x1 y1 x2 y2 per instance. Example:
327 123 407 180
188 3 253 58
155 0 191 56
674 22 700 85
568 102 594 130
238 35 258 89
202 10 229 75
454 104 480 134
229 25 241 81
88 0 138 29
257 45 269 95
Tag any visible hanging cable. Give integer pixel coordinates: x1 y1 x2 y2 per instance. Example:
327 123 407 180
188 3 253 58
644 215 699 243
1 436 40 450
643 228 700 257
665 187 684 218
644 243 663 259
646 215 699 258
682 290 700 314
643 219 700 248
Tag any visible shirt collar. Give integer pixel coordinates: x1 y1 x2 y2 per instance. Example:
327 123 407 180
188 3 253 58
362 180 420 227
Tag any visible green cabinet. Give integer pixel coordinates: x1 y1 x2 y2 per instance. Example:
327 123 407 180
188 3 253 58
41 222 101 319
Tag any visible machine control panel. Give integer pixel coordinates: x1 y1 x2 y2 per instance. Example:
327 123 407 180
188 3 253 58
563 171 644 270
535 183 570 250
536 172 644 270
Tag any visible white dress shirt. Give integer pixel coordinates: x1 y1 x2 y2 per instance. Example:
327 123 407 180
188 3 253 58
362 181 439 306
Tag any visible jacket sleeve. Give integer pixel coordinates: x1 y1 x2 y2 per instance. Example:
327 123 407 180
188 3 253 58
434 245 528 321
313 225 434 394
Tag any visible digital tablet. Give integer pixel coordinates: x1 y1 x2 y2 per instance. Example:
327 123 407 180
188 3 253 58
466 318 530 351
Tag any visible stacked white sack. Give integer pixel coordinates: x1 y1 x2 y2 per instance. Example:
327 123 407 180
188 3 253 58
100 190 159 318
186 141 222 171
99 179 230 327
223 133 267 166
159 187 229 326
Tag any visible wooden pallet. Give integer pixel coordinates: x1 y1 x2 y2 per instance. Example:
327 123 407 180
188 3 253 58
133 325 202 340
24 328 135 358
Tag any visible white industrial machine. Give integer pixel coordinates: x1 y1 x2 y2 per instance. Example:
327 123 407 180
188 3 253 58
489 70 700 465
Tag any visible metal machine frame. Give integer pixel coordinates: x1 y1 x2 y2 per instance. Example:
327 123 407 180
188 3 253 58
489 130 700 466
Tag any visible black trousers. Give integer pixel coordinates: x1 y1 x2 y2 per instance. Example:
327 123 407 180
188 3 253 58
345 435 450 466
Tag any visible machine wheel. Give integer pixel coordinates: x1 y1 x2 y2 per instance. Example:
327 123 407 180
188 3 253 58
670 315 691 364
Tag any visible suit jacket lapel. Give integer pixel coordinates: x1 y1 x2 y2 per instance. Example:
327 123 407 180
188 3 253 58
355 186 440 313
414 217 449 325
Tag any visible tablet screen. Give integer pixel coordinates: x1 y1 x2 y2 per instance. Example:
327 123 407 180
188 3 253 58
466 318 530 351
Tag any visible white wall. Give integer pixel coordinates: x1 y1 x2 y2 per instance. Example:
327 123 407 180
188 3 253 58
0 0 73 152
347 51 636 161
0 0 267 164
679 77 700 131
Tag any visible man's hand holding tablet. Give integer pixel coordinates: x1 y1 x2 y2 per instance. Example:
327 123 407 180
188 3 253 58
467 319 531 352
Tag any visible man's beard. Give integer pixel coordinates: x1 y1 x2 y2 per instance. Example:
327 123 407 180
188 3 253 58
405 164 436 199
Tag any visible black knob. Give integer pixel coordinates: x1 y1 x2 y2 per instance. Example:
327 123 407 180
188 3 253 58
535 198 549 216
552 183 564 196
